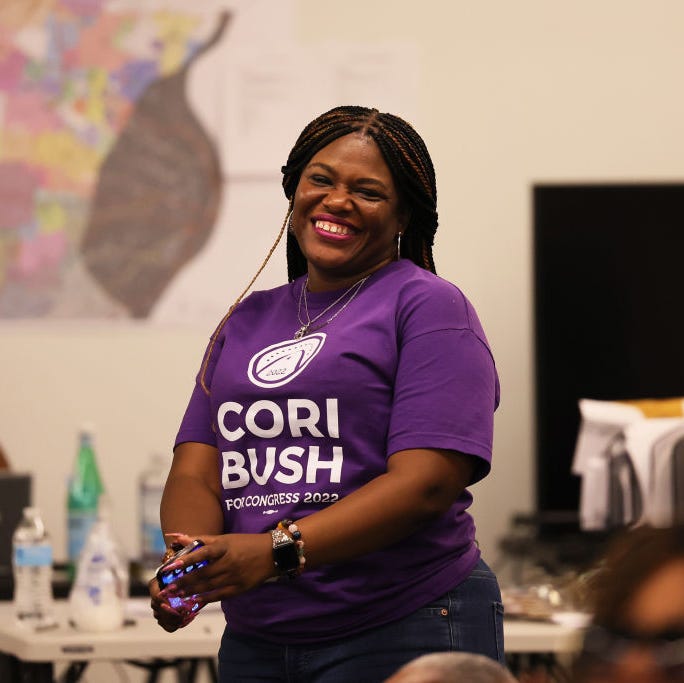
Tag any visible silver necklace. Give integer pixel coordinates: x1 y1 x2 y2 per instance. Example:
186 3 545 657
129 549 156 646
294 276 369 339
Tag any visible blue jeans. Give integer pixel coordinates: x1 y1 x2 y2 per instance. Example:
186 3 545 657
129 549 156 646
218 559 504 682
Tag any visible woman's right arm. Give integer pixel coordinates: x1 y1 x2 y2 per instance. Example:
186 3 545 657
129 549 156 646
150 441 223 631
160 441 223 537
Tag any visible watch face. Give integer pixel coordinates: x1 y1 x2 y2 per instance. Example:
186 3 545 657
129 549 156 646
274 539 300 573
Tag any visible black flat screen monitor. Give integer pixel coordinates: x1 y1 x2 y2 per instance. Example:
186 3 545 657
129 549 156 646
0 472 32 571
534 184 684 528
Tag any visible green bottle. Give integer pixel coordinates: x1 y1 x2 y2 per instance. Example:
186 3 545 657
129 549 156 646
67 425 104 576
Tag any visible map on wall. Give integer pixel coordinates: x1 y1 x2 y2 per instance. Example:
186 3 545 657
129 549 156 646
0 0 230 318
0 0 420 324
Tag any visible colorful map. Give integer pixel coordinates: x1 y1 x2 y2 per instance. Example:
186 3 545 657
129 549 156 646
0 0 226 318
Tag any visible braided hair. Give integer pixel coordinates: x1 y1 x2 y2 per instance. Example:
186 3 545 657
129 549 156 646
199 106 438 394
281 105 438 280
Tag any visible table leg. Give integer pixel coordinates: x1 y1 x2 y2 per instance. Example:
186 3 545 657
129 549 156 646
58 661 89 683
0 652 55 683
186 657 219 683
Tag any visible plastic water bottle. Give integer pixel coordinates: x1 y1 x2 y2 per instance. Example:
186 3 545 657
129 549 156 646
67 424 104 575
12 507 57 628
139 452 169 571
69 496 128 632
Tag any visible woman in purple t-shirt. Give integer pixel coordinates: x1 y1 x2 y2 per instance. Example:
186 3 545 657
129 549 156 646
149 105 504 682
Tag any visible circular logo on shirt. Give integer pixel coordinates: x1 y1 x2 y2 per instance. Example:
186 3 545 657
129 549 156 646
247 333 326 388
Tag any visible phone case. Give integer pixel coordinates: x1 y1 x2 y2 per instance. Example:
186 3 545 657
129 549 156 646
156 539 208 590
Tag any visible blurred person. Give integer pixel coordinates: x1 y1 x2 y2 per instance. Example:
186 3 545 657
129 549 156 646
573 524 684 682
384 651 517 683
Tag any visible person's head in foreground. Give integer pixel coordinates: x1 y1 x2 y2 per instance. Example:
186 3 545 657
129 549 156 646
383 652 517 683
574 524 684 682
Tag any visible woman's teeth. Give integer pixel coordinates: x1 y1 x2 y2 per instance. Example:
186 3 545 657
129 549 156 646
315 221 352 236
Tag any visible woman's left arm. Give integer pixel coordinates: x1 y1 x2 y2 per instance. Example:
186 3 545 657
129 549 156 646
162 448 476 604
296 447 476 565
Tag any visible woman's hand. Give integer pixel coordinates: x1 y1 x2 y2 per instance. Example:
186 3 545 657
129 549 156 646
149 572 198 632
149 533 208 631
157 531 276 609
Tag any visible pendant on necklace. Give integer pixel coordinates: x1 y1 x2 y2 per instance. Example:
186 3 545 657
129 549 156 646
294 325 308 340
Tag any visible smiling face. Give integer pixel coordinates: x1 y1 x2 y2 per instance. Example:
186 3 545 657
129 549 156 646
290 132 408 291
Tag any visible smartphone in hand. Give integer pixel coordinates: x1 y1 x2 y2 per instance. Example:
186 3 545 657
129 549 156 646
156 540 209 614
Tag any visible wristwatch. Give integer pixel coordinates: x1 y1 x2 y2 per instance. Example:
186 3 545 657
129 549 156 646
271 528 300 578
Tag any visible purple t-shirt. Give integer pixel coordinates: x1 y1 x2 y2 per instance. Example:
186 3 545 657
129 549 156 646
175 259 499 643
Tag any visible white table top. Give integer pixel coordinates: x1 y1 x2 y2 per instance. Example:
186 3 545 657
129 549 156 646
0 599 225 663
0 599 585 663
504 618 584 654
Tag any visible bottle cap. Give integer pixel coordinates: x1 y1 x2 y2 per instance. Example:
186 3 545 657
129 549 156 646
80 421 96 438
151 452 169 466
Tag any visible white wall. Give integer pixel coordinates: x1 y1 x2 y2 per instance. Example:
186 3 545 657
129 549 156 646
3 0 684 574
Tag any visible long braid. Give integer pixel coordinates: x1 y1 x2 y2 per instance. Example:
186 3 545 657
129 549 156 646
282 105 439 278
198 200 291 394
